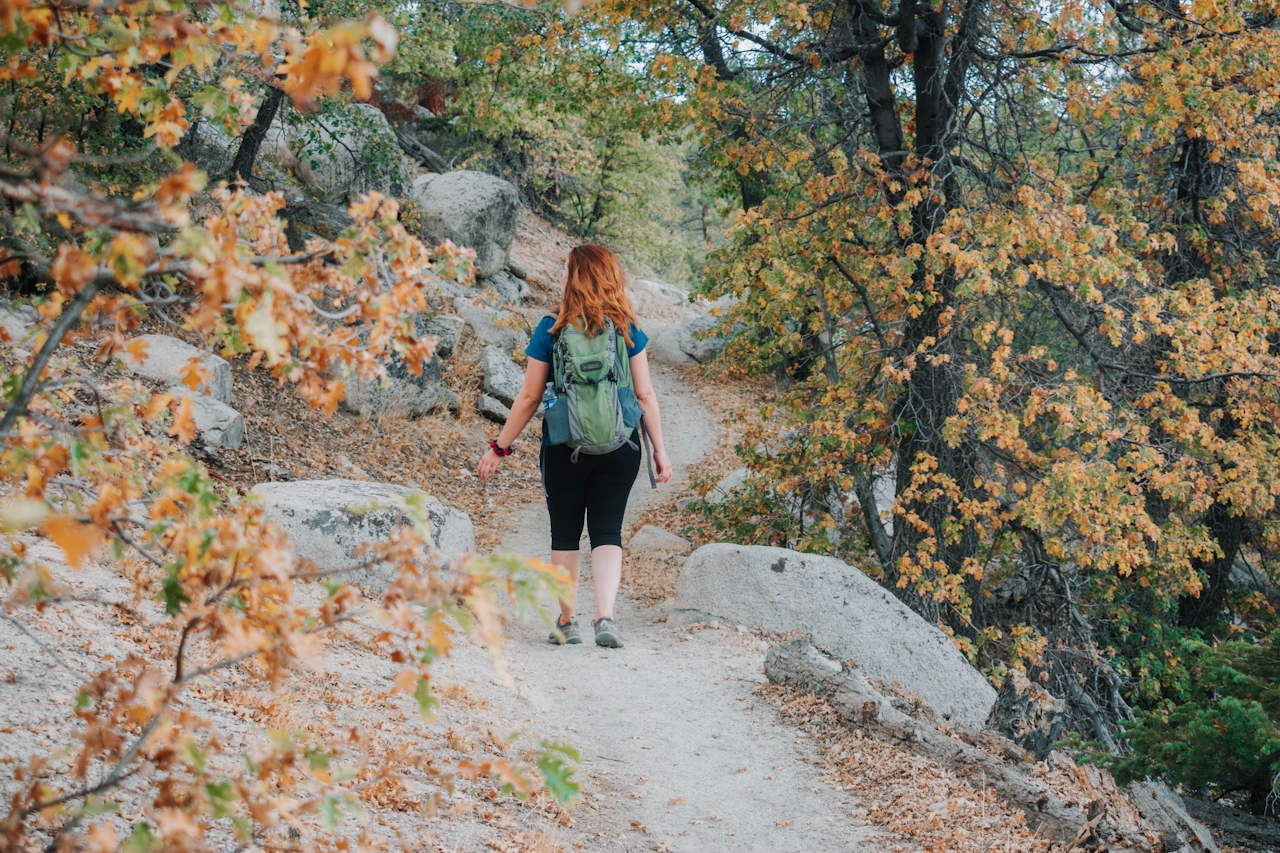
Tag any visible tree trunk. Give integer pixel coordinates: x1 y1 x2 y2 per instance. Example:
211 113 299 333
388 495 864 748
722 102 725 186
232 85 286 185
1177 501 1246 628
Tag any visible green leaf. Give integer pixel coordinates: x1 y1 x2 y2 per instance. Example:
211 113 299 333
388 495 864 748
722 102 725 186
122 822 159 853
414 676 440 723
230 815 253 843
161 562 190 616
181 737 207 775
535 740 580 805
205 780 235 819
305 745 331 772
76 795 117 817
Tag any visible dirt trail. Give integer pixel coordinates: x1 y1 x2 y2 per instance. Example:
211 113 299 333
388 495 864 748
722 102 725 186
440 361 884 852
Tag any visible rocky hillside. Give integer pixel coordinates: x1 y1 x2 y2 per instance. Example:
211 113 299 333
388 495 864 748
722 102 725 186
2 110 1272 852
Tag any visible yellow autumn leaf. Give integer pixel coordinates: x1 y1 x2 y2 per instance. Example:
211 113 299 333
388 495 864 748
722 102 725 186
244 302 290 365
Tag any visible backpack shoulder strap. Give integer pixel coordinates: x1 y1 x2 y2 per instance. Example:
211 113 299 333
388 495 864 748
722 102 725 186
615 321 634 387
544 314 567 391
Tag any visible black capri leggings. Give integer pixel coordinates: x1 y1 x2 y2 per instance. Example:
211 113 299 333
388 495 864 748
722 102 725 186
541 433 641 551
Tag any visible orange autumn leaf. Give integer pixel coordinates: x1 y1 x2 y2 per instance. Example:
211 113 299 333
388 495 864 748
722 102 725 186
143 97 190 149
367 13 397 63
391 668 420 694
144 391 173 420
49 244 97 295
155 162 206 208
42 515 104 568
178 357 212 393
124 337 151 367
169 395 196 444
107 233 149 287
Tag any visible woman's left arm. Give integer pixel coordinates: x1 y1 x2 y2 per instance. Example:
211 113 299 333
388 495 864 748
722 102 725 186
630 350 673 484
478 357 550 481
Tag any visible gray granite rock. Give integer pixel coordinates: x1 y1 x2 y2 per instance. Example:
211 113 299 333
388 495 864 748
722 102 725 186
341 352 457 419
476 394 510 424
282 200 353 251
123 334 232 404
452 297 529 353
176 119 235 178
674 543 998 728
0 303 38 355
482 270 529 305
252 479 475 593
172 389 245 448
288 103 411 204
407 171 519 278
480 346 524 407
627 525 692 559
425 315 465 359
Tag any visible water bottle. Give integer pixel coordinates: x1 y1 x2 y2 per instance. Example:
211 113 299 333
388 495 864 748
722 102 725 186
543 382 571 445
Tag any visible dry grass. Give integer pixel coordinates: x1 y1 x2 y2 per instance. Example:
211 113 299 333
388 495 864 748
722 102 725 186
619 552 684 605
763 684 1062 853
485 829 565 853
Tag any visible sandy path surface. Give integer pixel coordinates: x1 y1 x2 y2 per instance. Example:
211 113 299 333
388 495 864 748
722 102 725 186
444 362 883 852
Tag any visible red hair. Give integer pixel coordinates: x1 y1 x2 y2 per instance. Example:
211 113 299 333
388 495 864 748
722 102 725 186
553 244 636 346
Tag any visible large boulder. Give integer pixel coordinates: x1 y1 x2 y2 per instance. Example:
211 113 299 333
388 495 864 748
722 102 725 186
628 278 695 323
341 352 457 419
452 297 529 353
172 389 245 448
1180 795 1276 851
476 394 510 424
674 543 997 728
176 119 235 178
1127 782 1221 853
424 315 465 359
649 324 696 367
276 104 412 205
481 270 529 305
0 302 38 355
650 315 727 366
252 480 475 591
282 200 353 251
407 171 519 278
707 468 747 504
123 335 232 404
687 315 729 362
480 346 524 407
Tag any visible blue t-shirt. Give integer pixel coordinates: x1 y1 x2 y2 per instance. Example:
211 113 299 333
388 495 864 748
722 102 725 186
526 317 647 446
525 316 648 363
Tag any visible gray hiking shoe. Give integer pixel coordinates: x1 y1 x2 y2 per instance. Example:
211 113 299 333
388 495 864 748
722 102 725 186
549 617 582 645
592 617 624 648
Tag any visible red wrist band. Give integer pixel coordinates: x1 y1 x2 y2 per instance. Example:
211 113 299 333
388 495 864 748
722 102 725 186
489 439 513 457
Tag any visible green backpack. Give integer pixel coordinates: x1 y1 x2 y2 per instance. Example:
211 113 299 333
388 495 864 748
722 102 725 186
541 317 656 486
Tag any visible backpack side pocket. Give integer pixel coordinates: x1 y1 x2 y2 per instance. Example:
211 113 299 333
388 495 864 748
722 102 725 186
617 385 643 430
544 394 572 445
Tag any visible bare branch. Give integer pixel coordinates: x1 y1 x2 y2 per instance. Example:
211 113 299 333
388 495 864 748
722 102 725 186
0 274 104 440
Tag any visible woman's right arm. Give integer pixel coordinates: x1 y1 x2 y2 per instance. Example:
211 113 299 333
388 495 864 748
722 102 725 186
478 357 549 481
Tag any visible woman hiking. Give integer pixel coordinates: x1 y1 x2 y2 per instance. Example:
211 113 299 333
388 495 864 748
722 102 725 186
477 244 673 649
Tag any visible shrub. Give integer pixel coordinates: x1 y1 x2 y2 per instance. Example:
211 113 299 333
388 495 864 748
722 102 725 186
1110 633 1280 812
